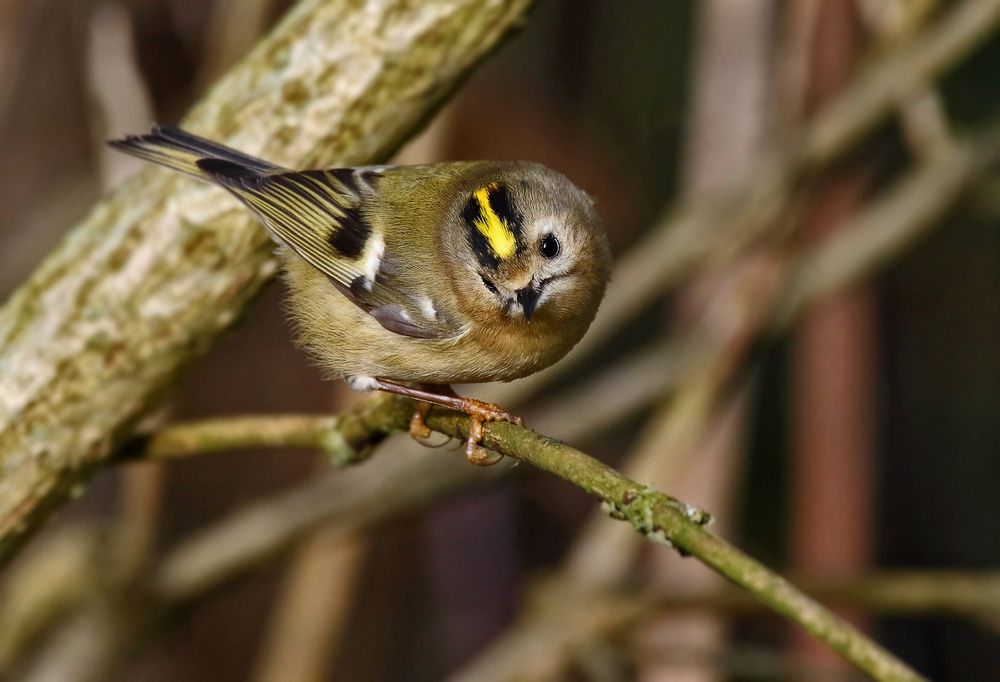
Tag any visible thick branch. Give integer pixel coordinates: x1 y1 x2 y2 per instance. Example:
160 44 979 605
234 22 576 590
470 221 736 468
0 0 533 561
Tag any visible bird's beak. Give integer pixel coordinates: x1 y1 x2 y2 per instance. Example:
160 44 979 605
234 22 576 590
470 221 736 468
516 285 541 321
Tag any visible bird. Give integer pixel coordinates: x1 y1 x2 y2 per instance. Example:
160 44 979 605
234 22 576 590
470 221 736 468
110 124 612 464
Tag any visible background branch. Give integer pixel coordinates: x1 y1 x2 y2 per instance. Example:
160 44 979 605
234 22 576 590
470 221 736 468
492 0 1000 404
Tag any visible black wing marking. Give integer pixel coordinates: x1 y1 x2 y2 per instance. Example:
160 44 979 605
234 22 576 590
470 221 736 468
111 124 462 339
199 161 464 340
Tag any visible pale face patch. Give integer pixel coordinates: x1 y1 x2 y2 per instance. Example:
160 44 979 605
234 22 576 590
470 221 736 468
532 215 561 240
526 214 577 315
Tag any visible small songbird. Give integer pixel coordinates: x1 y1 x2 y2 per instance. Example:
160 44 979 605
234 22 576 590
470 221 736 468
111 125 612 463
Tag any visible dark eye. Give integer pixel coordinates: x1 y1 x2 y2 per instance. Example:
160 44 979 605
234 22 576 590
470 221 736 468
480 275 499 295
539 233 560 259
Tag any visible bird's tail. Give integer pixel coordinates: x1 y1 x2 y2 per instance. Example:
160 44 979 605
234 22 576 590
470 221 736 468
108 124 280 180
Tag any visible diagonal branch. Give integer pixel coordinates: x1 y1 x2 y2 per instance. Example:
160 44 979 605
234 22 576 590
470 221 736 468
133 396 924 682
0 0 535 562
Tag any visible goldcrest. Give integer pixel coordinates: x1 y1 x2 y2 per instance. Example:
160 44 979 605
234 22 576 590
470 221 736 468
111 125 612 462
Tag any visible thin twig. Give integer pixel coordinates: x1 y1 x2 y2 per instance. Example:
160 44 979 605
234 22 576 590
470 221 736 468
795 0 995 168
649 570 1000 619
532 569 1000 647
132 396 925 681
130 410 386 466
858 0 954 163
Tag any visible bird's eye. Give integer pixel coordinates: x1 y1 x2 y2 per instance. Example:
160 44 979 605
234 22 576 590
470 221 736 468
480 275 500 295
539 233 560 259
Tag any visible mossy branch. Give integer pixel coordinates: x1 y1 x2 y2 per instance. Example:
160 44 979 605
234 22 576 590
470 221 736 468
0 0 534 562
132 397 924 682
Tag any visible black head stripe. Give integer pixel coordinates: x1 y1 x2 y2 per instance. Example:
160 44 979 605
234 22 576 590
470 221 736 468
461 182 524 268
486 184 524 242
462 194 499 268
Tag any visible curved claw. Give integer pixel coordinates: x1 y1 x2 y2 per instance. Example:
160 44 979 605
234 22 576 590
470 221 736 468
467 446 504 466
461 402 521 466
408 403 433 443
367 378 521 466
464 418 502 465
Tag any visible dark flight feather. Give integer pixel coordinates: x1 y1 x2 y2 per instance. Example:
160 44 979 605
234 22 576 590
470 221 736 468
110 125 465 340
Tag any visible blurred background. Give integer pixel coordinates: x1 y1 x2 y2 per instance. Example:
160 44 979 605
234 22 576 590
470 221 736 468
1 0 999 680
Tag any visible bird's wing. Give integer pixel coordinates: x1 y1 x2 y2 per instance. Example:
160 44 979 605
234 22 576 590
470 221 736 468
199 160 465 340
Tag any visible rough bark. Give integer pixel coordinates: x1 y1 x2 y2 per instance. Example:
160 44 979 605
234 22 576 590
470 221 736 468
0 0 533 561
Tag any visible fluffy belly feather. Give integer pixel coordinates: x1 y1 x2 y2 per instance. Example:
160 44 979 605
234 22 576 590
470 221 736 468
285 274 579 385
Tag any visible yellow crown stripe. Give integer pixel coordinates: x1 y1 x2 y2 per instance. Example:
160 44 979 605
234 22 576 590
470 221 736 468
473 184 517 259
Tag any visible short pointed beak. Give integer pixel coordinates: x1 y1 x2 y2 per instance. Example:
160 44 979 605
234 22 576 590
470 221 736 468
516 285 541 321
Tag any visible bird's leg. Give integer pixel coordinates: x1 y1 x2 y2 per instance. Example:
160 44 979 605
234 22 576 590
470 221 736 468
369 379 522 465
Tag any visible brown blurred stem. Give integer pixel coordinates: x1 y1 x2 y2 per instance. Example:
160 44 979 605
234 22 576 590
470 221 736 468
633 1 773 675
496 571 1000 662
653 571 1000 619
496 0 1000 404
786 2 876 669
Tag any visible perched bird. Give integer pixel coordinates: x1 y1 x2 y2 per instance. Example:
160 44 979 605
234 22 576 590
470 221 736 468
110 125 612 463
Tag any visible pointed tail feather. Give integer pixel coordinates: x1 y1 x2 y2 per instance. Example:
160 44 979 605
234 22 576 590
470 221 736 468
107 124 280 180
